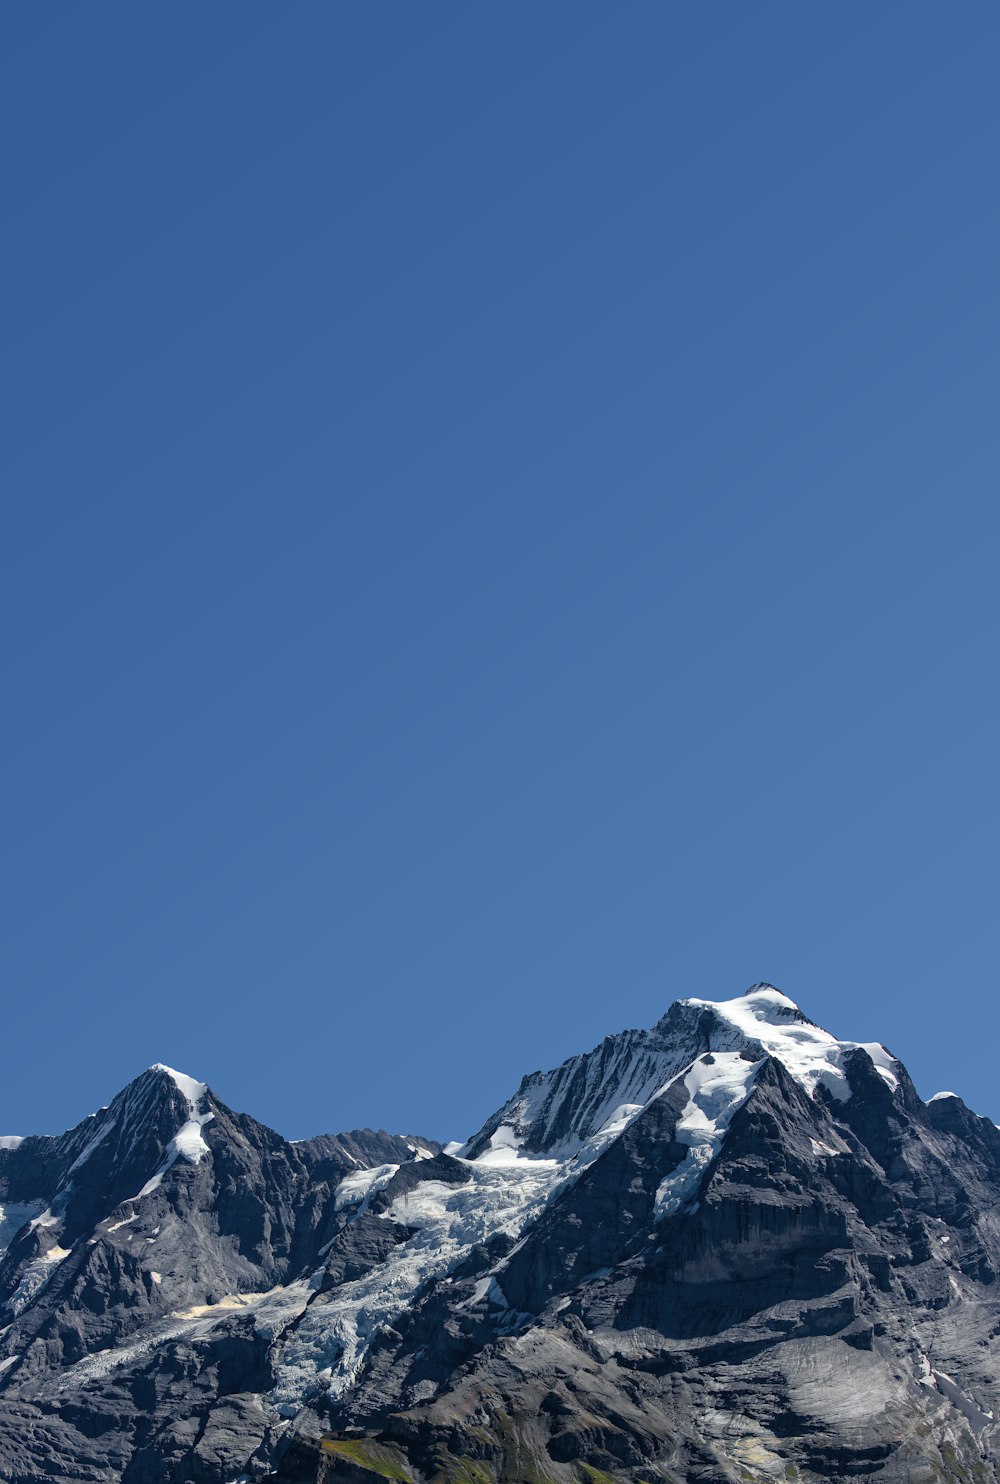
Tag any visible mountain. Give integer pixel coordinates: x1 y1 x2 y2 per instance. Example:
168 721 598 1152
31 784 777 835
2 987 1000 1484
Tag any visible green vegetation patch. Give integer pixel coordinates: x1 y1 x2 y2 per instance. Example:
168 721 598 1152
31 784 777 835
934 1439 995 1483
320 1438 413 1482
575 1464 621 1484
432 1457 495 1484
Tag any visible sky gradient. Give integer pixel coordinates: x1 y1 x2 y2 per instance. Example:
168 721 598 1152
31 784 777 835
3 4 998 1143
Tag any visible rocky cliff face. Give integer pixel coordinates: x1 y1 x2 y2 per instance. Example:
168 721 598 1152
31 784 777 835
2 988 999 1484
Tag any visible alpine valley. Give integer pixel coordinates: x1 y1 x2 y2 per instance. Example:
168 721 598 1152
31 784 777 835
3 986 1000 1484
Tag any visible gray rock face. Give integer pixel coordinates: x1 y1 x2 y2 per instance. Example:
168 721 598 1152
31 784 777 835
3 989 1000 1484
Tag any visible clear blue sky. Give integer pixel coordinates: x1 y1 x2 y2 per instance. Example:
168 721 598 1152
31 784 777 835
2 5 998 1143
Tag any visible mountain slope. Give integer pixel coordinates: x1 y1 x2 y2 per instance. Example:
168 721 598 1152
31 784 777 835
2 987 999 1484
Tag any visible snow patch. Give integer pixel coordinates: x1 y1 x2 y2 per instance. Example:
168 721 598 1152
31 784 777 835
655 1053 761 1219
0 1136 25 1150
334 1164 399 1212
483 1124 522 1158
810 1138 843 1157
29 1207 61 1231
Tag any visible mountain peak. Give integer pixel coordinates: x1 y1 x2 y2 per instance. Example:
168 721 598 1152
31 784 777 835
146 1064 208 1103
464 984 903 1162
121 1065 213 1189
741 980 794 1002
678 986 898 1102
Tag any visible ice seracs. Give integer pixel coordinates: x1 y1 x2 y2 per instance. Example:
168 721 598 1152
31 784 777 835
274 1148 563 1413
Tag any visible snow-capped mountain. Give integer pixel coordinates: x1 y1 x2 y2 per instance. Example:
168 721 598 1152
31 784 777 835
3 986 1000 1484
462 985 900 1158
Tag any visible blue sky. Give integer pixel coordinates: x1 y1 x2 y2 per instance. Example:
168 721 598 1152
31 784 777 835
2 4 998 1143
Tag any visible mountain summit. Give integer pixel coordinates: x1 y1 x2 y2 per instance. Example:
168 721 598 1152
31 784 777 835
462 985 898 1161
2 988 999 1484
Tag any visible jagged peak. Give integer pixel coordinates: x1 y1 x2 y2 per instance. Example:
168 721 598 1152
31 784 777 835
94 1065 213 1132
47 1065 217 1190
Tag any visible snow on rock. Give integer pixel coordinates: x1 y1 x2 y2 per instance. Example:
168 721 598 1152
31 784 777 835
929 1091 958 1102
680 985 900 1101
29 1207 61 1231
0 1137 24 1151
0 1200 45 1255
57 1282 312 1394
597 1103 644 1136
133 1066 214 1199
654 1053 761 1219
152 1066 207 1108
460 1027 693 1160
334 1164 400 1212
464 984 901 1166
